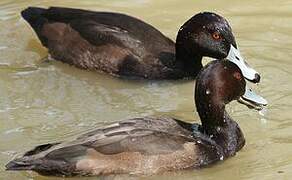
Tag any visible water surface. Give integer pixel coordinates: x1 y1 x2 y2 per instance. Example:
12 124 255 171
1 0 292 179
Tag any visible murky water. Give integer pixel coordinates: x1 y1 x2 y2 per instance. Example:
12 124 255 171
1 0 292 179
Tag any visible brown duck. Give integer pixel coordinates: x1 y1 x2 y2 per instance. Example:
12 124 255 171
6 60 267 176
21 7 260 82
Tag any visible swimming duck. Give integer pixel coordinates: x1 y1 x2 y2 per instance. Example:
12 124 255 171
21 7 260 82
6 60 267 176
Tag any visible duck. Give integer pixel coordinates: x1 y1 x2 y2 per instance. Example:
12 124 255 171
5 60 267 177
21 7 260 82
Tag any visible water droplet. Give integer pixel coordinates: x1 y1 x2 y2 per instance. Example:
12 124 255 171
260 118 267 124
259 107 267 117
206 89 211 95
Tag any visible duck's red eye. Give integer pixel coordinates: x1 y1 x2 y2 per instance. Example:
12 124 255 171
233 72 242 80
212 32 221 40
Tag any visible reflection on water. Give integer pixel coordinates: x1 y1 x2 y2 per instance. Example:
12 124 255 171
1 0 292 179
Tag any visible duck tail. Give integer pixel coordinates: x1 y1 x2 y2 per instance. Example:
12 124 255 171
5 158 36 171
5 142 78 176
21 7 49 46
6 143 58 172
6 156 77 176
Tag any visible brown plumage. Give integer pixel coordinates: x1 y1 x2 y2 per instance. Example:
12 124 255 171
20 7 261 81
6 60 268 177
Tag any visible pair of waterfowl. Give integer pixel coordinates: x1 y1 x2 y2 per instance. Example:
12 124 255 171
6 7 267 177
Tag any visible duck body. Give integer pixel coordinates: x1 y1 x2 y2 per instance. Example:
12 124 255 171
5 116 244 176
21 7 185 79
5 60 266 177
21 7 261 82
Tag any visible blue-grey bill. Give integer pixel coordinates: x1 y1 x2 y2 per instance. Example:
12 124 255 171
238 86 268 110
226 45 259 82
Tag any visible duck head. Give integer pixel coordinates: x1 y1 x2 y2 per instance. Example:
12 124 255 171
195 60 267 132
176 12 260 83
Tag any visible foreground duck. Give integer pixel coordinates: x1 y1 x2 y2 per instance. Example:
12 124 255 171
6 60 267 176
21 7 260 82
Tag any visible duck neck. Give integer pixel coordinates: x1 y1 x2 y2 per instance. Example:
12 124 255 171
196 100 226 134
196 98 245 157
175 43 203 78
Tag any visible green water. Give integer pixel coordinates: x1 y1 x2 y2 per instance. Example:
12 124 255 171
1 0 292 179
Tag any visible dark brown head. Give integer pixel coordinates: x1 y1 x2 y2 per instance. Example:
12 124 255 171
177 12 235 60
195 60 245 111
194 60 267 131
176 12 260 83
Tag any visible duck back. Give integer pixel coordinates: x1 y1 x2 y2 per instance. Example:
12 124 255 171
5 117 222 176
21 7 182 79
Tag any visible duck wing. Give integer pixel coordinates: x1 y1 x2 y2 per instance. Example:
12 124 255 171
21 7 177 78
6 117 199 176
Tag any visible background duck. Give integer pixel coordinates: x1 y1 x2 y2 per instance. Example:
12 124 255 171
21 7 260 82
5 60 267 176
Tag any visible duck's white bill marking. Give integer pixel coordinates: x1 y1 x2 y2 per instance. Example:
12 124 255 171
238 86 268 110
226 45 258 82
